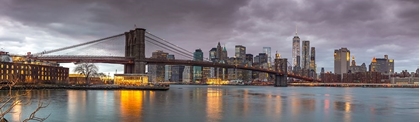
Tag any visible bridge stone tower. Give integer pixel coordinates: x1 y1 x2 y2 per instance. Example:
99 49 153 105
124 28 146 74
274 57 288 87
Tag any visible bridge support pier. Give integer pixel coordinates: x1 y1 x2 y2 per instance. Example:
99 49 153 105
124 28 146 74
274 58 288 87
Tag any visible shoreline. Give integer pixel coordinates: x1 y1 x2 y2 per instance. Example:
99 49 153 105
0 85 170 91
168 83 419 88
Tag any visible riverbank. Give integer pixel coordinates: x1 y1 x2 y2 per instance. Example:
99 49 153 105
288 83 419 88
0 84 170 91
166 82 419 88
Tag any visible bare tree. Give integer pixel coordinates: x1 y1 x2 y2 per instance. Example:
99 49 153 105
0 74 50 122
74 63 98 85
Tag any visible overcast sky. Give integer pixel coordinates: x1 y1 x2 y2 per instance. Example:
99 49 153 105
0 0 418 74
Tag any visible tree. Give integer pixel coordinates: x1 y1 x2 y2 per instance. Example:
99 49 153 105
1 74 50 122
74 63 98 85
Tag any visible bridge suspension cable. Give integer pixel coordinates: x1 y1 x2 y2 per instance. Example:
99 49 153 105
145 32 194 54
145 37 194 59
145 32 210 61
31 33 124 56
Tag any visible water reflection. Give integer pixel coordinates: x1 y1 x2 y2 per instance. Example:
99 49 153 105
118 90 144 121
67 90 86 120
206 88 222 122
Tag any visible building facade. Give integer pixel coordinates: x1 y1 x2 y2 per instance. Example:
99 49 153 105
148 50 168 82
171 65 184 82
193 49 203 82
334 48 350 77
301 41 310 70
235 45 246 61
349 56 367 73
292 31 301 70
369 55 394 74
263 47 271 68
164 54 175 81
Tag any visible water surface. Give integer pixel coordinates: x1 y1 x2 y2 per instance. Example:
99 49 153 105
2 85 418 122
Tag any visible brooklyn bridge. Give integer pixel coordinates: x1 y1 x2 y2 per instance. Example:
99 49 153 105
17 28 321 87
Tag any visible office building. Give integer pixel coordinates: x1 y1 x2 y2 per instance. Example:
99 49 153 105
349 56 367 73
171 65 184 82
148 50 168 82
301 41 310 70
334 48 350 77
292 28 301 70
209 48 217 62
245 54 253 63
235 45 246 61
263 47 272 68
369 55 394 74
193 49 203 82
164 54 175 81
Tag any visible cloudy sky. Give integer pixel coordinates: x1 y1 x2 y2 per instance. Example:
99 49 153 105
0 0 418 74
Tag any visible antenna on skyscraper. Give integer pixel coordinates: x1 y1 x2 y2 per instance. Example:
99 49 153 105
295 25 298 36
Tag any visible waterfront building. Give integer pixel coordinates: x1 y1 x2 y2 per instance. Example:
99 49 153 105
164 54 175 81
301 41 310 70
171 65 184 82
0 51 69 84
193 49 203 83
334 47 350 78
148 50 168 82
349 56 367 73
309 47 317 78
114 74 148 85
369 55 394 74
182 66 192 82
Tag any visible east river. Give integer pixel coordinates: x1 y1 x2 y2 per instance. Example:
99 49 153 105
2 85 419 122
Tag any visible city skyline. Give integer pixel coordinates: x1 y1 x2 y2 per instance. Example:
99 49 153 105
0 0 417 74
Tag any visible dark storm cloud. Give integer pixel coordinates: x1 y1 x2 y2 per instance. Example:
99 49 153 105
0 0 417 72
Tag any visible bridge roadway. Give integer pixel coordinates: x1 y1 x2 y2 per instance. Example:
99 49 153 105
32 55 319 82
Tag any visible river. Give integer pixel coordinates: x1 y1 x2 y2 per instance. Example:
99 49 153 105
2 85 418 122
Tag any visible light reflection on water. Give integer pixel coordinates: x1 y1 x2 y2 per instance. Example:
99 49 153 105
0 86 418 122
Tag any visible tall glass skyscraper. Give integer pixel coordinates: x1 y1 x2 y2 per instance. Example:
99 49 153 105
263 47 271 68
292 28 301 70
193 49 203 82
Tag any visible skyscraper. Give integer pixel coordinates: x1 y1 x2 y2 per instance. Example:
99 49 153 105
149 50 168 82
209 48 217 62
309 47 316 72
302 41 310 70
245 54 253 63
193 49 203 82
164 54 175 81
235 45 246 61
334 48 350 76
263 47 272 68
216 42 222 61
292 27 301 70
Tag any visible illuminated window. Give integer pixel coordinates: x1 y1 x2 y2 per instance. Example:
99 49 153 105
21 70 24 74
